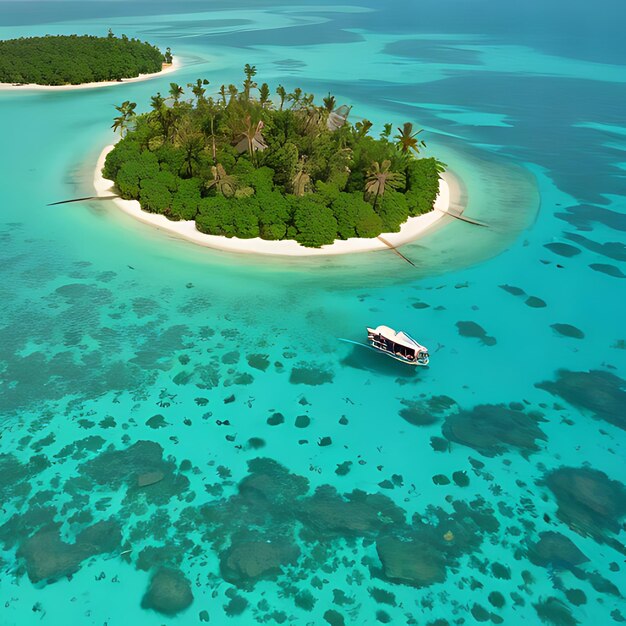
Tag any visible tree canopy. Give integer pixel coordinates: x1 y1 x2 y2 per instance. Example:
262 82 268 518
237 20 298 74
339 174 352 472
103 67 444 248
0 33 169 85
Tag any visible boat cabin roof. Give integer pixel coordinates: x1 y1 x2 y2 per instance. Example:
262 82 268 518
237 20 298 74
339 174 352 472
371 325 428 352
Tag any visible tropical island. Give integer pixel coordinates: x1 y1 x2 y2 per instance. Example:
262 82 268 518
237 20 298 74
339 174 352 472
101 66 447 249
0 33 173 86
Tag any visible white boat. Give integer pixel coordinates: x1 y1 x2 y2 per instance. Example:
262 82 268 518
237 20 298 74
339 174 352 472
366 325 430 366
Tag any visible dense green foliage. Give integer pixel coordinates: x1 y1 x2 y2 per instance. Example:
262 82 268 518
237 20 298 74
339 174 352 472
104 67 444 247
0 33 168 85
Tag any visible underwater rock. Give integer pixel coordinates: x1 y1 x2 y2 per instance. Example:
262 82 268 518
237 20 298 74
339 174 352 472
525 296 547 308
79 440 190 504
220 534 300 585
137 471 165 487
18 520 121 584
299 485 405 537
533 597 579 626
335 461 352 476
589 263 625 278
442 404 546 456
238 457 309 509
141 567 193 616
222 350 240 365
295 415 311 428
543 243 581 258
550 324 585 339
247 353 270 371
267 412 285 426
536 369 626 430
432 474 450 486
455 321 496 346
527 532 589 570
323 609 346 626
565 232 626 262
289 365 334 385
499 284 525 296
544 467 626 540
399 400 438 426
376 536 446 587
146 414 169 429
452 471 470 487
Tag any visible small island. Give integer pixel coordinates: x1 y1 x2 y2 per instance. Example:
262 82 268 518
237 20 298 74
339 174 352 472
0 33 173 86
101 66 446 249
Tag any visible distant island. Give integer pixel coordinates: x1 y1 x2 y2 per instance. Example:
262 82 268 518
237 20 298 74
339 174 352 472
0 33 173 86
102 66 445 248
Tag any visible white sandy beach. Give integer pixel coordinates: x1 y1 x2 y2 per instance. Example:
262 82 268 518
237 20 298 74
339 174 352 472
0 57 181 92
94 145 463 257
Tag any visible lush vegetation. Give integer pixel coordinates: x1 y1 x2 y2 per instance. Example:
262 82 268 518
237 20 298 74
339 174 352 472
103 66 444 247
0 32 171 85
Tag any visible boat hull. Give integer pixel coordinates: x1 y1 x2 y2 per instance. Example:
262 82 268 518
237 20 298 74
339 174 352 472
368 343 429 366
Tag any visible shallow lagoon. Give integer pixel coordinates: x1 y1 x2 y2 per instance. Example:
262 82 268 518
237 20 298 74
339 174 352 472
0 1 625 625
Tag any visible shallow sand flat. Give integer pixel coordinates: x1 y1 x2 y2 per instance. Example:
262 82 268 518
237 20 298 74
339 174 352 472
94 145 462 257
0 57 181 91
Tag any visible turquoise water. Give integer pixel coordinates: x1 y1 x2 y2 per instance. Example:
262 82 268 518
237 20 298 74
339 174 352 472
1 2 625 625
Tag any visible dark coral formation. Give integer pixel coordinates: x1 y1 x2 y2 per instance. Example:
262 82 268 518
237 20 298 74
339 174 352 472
455 321 496 346
537 369 626 430
534 597 579 626
376 536 446 587
18 520 121 583
79 440 190 504
442 404 547 456
141 567 194 616
550 324 585 339
543 243 581 258
298 485 405 537
289 365 334 385
527 532 589 570
220 533 300 585
543 467 626 541
399 395 456 427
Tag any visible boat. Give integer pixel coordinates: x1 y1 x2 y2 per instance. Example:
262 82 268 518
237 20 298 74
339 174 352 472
366 325 430 366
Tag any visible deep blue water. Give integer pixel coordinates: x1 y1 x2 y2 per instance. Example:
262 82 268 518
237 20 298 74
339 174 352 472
0 1 624 624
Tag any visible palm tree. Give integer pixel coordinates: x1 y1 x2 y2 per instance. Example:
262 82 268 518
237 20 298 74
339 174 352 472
111 100 137 137
244 64 257 81
354 119 373 139
173 122 204 177
188 78 209 105
395 122 426 155
227 84 239 103
381 123 393 139
234 115 267 159
259 83 271 108
323 93 336 113
276 85 287 111
364 160 403 208
150 92 165 112
169 82 184 103
243 64 258 101
205 163 237 197
218 84 227 106
291 158 310 196
164 47 173 64
287 87 302 110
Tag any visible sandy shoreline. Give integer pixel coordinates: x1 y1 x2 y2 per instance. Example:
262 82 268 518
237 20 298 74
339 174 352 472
0 57 181 92
94 145 463 257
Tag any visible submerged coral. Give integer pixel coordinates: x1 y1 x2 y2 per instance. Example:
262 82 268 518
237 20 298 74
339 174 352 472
543 467 626 541
442 404 547 456
537 369 626 430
